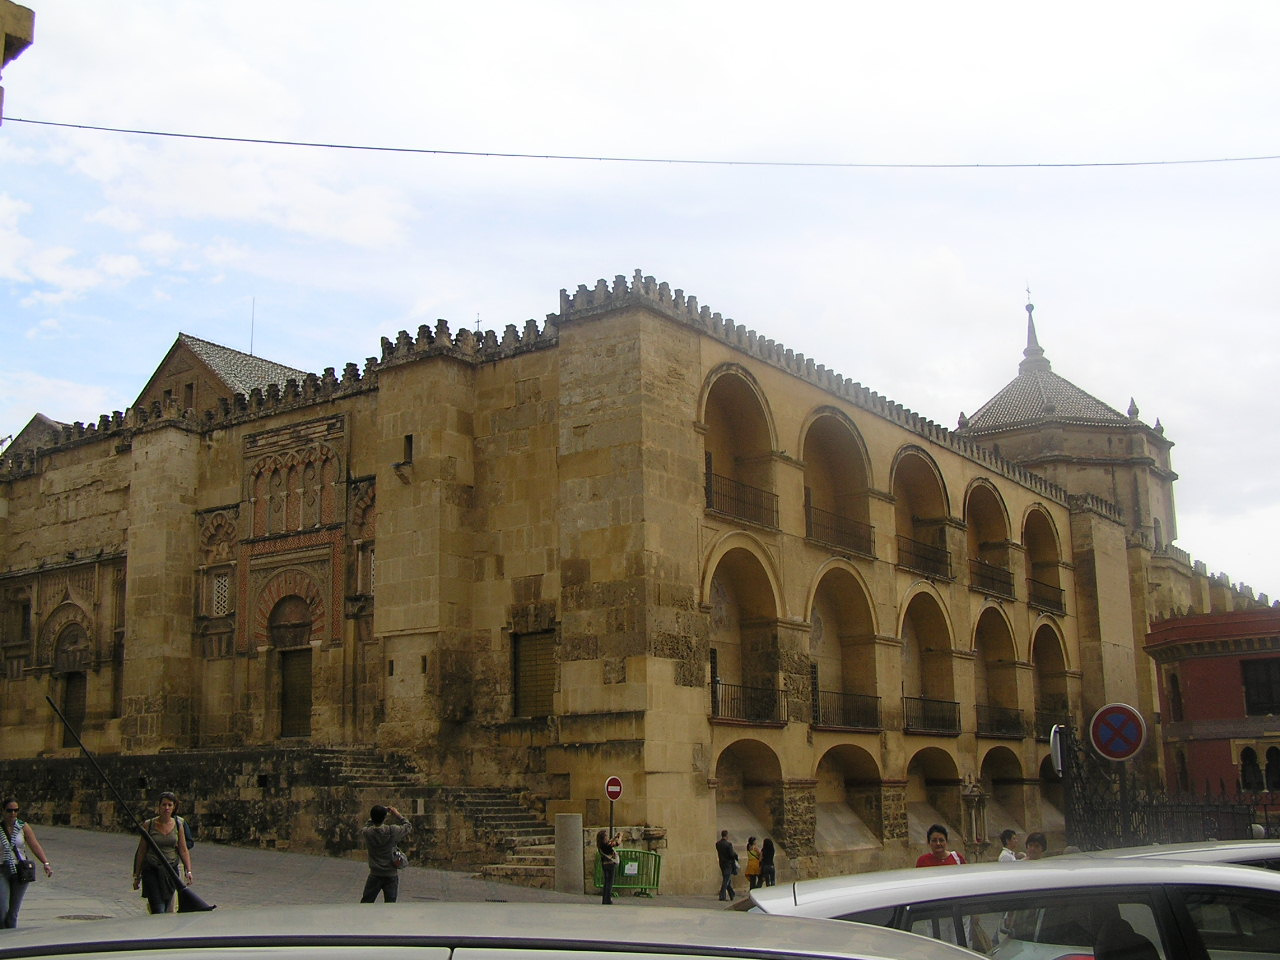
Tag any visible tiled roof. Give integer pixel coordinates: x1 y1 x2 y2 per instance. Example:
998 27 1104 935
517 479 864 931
179 333 309 397
960 307 1128 436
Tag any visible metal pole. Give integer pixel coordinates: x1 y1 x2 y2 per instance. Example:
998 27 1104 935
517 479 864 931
45 695 214 910
1119 762 1131 846
608 799 615 837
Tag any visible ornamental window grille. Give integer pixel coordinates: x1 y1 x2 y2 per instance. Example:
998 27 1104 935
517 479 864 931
212 571 231 616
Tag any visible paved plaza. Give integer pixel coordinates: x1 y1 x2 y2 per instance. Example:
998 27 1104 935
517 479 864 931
11 825 725 932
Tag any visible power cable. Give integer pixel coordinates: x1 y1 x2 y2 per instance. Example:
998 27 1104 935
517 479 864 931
7 117 1280 170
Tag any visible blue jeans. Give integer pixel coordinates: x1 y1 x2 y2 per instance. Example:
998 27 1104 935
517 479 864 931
601 860 616 904
361 873 400 903
1 875 29 928
718 864 735 900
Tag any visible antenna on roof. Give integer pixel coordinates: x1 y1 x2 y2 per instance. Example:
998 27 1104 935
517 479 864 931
250 297 256 356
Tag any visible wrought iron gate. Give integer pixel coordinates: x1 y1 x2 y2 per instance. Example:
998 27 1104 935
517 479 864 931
1061 724 1256 850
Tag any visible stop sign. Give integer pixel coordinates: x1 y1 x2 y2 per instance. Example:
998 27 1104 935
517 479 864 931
604 776 623 800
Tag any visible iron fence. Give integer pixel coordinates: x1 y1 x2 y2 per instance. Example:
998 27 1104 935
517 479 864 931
903 695 960 734
976 703 1025 738
1027 577 1066 614
705 471 778 528
896 536 952 579
711 680 787 723
813 689 881 730
1034 709 1071 741
805 505 875 558
1061 724 1259 849
969 559 1015 599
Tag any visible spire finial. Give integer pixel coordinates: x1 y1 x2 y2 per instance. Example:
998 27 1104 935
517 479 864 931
1018 295 1051 375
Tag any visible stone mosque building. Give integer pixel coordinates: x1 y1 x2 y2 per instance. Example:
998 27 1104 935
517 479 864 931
0 272 1265 893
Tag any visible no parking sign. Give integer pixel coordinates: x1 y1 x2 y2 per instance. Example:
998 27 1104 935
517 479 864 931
1089 703 1147 762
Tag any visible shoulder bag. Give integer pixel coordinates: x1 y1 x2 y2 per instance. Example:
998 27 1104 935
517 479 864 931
1 826 36 883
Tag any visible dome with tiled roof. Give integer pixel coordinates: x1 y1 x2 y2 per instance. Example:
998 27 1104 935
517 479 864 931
957 304 1129 436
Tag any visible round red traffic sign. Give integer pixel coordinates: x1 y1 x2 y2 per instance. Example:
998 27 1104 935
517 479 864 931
604 776 623 801
1089 703 1147 762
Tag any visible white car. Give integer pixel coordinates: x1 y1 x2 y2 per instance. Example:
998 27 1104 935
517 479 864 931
0 901 979 960
746 858 1280 960
1061 839 1280 871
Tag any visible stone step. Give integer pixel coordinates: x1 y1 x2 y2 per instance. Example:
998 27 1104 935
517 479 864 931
478 863 555 889
505 852 555 867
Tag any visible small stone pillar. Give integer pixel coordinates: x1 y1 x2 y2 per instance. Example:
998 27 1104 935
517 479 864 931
555 812 584 894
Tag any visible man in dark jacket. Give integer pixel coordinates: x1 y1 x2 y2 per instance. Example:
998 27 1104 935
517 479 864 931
360 804 411 903
715 829 738 901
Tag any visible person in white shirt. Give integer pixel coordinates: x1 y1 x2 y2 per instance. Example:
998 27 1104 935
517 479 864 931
997 828 1025 862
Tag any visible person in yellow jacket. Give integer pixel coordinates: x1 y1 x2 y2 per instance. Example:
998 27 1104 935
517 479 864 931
744 836 763 889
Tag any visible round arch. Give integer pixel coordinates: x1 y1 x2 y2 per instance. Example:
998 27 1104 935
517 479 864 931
804 557 877 631
899 587 959 706
895 582 957 645
1029 617 1070 671
702 531 786 619
889 445 952 518
1022 505 1065 563
981 745 1028 838
714 738 785 843
797 406 875 489
698 363 780 452
905 747 965 847
37 602 94 669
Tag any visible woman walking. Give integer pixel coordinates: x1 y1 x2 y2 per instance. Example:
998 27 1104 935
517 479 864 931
132 791 193 914
760 837 776 886
744 837 763 889
2 798 53 929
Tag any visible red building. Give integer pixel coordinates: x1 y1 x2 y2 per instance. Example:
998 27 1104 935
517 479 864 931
1147 608 1280 795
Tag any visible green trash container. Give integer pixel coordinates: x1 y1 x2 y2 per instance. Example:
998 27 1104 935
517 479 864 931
594 848 661 897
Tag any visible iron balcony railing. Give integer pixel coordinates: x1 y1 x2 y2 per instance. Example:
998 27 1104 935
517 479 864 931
969 558 1015 599
711 680 788 724
903 695 961 735
977 703 1026 738
705 471 779 529
1028 577 1066 614
1035 709 1072 741
805 505 875 558
813 690 881 730
896 535 951 579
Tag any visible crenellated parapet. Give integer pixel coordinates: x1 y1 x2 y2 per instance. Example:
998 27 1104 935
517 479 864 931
557 269 1074 506
375 316 557 370
0 312 564 478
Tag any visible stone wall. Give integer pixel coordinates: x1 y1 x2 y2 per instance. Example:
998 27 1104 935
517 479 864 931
0 748 519 869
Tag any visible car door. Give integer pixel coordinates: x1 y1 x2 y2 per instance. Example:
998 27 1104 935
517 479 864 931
841 886 1178 960
1166 885 1280 960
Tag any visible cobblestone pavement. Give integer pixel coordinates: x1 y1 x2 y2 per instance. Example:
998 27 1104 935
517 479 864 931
12 825 728 932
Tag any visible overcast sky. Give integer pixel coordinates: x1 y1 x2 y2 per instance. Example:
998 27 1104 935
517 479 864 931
2 1 1277 601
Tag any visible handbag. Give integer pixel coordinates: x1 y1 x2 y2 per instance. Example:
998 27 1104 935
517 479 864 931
391 847 407 870
2 827 35 883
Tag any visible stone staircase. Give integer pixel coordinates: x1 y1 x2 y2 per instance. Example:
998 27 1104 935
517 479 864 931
303 751 556 888
310 746 423 790
442 787 556 889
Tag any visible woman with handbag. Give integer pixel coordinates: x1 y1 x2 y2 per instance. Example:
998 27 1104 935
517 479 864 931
744 837 763 889
2 797 53 929
132 791 194 914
